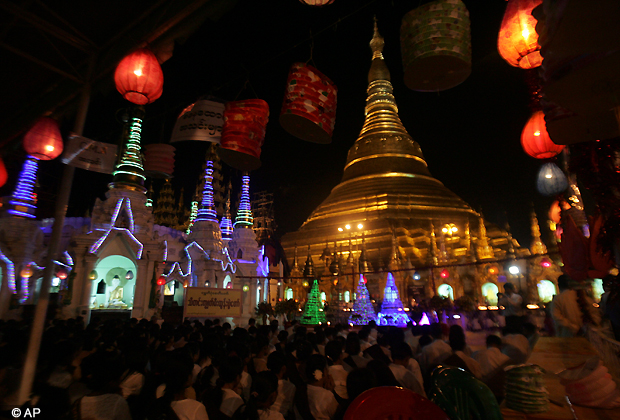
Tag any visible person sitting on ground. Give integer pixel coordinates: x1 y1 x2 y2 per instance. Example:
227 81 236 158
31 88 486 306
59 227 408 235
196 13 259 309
419 323 452 374
324 340 348 400
501 326 530 365
446 325 482 379
342 333 368 371
245 371 284 420
266 351 296 418
552 274 601 337
204 356 245 419
365 359 400 387
358 328 372 352
474 334 512 402
305 355 339 420
388 342 425 396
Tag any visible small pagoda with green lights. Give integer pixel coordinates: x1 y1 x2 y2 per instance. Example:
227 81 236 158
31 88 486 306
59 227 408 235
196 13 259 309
301 279 326 325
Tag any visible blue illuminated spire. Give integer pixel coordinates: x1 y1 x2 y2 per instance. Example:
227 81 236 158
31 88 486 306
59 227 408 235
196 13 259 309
376 272 409 327
195 160 218 223
220 181 233 240
349 274 376 325
8 157 39 218
234 174 253 229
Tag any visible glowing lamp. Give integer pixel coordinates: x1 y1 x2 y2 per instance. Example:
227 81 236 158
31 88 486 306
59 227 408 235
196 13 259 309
23 117 64 160
488 266 498 275
21 265 34 278
242 284 250 292
302 280 309 287
509 265 520 275
540 258 552 268
338 227 344 232
157 276 166 286
114 48 164 105
125 270 134 280
89 270 98 280
521 111 564 159
413 272 421 281
277 281 282 286
299 0 334 6
357 223 363 229
440 269 449 279
56 268 68 280
0 157 7 188
183 281 188 288
537 162 568 196
497 0 543 69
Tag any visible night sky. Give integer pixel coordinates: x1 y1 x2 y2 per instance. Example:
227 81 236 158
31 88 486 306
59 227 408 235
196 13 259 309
5 0 567 248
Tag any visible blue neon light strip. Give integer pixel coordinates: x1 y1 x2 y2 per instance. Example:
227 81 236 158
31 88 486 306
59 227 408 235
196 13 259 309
234 175 253 228
0 248 16 293
195 161 218 223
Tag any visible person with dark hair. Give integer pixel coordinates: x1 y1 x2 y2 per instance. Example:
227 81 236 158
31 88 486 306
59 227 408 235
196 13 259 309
552 274 601 337
247 319 256 330
388 342 425 396
345 368 377 402
365 360 399 387
358 328 371 352
77 349 132 419
324 340 348 400
267 352 295 418
498 282 524 331
244 371 284 420
204 356 244 418
305 355 338 420
474 334 511 400
447 325 482 379
343 333 368 371
419 323 451 374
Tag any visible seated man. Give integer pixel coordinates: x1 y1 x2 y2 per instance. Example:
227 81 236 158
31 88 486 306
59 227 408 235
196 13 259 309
419 323 452 374
475 334 511 401
389 342 425 396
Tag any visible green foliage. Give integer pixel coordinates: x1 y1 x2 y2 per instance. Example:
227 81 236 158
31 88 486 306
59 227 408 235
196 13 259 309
256 301 274 324
428 295 453 313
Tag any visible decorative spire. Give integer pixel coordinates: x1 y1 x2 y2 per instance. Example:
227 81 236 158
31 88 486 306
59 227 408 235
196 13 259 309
505 222 516 258
347 238 353 265
477 216 495 260
329 244 339 275
195 160 218 223
427 221 439 266
220 180 233 241
465 220 477 263
369 17 389 82
293 243 299 269
377 272 408 327
389 233 399 269
234 173 253 229
7 157 39 218
303 245 315 279
175 187 191 231
153 180 178 227
111 106 147 192
530 209 547 255
359 236 370 273
320 239 331 261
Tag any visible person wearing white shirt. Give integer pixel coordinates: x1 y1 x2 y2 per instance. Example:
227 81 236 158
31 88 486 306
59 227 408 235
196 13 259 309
325 340 348 400
306 355 339 420
267 351 296 417
157 358 209 420
448 325 483 379
247 371 285 420
419 323 452 373
212 357 244 418
475 335 511 379
498 283 524 331
389 342 425 396
552 274 601 337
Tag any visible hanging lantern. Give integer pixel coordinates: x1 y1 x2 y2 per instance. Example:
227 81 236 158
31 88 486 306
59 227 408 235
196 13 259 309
299 0 334 6
540 257 552 268
125 270 134 280
497 0 543 69
170 100 225 144
488 266 499 275
0 156 7 188
20 265 34 278
280 63 337 144
537 162 568 196
413 271 421 281
400 0 472 92
157 276 166 286
114 48 164 105
440 268 449 279
521 111 565 159
302 280 309 287
89 270 98 281
23 117 64 160
56 268 68 280
242 284 250 292
144 144 175 178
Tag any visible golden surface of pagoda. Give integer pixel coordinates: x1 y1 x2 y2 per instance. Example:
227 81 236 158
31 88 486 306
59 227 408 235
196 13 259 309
282 20 526 302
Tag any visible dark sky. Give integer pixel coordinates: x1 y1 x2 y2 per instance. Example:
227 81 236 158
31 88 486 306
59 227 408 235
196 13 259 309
8 0 564 248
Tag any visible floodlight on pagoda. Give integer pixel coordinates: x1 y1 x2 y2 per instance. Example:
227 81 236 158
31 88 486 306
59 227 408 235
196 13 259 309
508 265 520 275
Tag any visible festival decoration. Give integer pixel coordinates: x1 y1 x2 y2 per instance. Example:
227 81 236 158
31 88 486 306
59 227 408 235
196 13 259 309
376 273 409 327
521 110 565 159
111 107 146 189
349 274 376 325
170 100 225 143
300 279 326 325
242 284 250 292
299 0 334 6
157 276 166 286
0 156 7 188
400 0 472 91
220 185 233 240
89 270 98 281
234 174 253 228
114 48 164 105
540 258 551 268
440 268 450 279
144 144 175 178
219 99 269 171
536 162 568 196
497 0 543 69
195 160 218 223
23 117 63 160
20 265 34 278
280 62 337 144
125 270 134 280
56 268 68 280
488 266 498 275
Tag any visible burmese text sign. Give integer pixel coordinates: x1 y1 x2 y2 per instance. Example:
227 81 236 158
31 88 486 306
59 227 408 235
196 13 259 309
184 287 242 318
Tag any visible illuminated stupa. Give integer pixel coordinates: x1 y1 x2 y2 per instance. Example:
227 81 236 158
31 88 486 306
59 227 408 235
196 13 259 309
376 273 409 327
281 20 527 305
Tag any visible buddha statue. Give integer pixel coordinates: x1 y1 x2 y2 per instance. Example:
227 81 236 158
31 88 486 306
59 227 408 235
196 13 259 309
108 276 124 307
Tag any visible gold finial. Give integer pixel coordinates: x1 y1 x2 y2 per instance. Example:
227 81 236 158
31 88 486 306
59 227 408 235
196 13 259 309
368 17 390 82
530 209 547 255
370 17 385 60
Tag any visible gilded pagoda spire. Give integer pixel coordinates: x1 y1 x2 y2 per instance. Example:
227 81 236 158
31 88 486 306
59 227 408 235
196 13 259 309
476 216 494 260
293 243 299 269
427 221 439 266
530 209 547 255
303 245 315 279
359 236 370 273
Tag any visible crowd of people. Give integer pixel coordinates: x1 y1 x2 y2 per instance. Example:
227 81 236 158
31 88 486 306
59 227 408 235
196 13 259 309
0 310 551 420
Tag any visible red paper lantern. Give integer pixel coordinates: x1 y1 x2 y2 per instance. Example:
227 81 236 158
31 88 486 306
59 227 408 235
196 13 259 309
23 117 64 160
157 276 166 286
114 48 164 105
521 111 565 159
540 258 552 268
440 269 449 279
497 0 543 69
0 156 7 188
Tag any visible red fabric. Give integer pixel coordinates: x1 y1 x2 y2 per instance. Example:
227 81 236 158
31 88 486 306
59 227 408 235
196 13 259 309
558 212 589 281
0 156 7 188
588 214 615 278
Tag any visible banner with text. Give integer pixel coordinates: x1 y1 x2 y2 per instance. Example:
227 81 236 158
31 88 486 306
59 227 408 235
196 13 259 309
170 100 225 143
61 135 117 174
184 287 242 318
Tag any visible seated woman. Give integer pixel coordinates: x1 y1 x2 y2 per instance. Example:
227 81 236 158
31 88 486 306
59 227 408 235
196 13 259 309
305 355 339 420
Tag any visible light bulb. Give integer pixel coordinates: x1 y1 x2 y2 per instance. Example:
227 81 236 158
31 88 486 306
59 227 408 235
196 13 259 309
133 68 143 76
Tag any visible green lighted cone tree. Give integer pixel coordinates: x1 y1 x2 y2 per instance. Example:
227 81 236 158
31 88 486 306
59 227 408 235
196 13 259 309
301 279 326 325
349 274 376 325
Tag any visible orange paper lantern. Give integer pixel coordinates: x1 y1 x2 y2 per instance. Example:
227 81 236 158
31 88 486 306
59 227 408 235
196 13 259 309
299 0 334 6
497 0 543 69
23 117 64 160
521 110 565 159
114 48 164 105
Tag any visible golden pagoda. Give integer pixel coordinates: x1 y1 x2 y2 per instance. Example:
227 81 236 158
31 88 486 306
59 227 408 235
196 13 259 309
282 21 522 302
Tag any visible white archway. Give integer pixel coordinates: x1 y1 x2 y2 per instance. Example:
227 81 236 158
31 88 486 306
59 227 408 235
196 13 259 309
537 280 557 303
91 255 137 310
481 282 499 305
437 284 453 300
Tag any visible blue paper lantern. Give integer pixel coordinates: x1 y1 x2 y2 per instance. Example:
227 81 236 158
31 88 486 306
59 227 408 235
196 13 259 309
537 162 568 196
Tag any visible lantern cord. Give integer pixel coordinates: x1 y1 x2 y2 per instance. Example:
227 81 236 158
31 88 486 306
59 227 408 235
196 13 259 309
306 30 317 68
234 76 259 101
